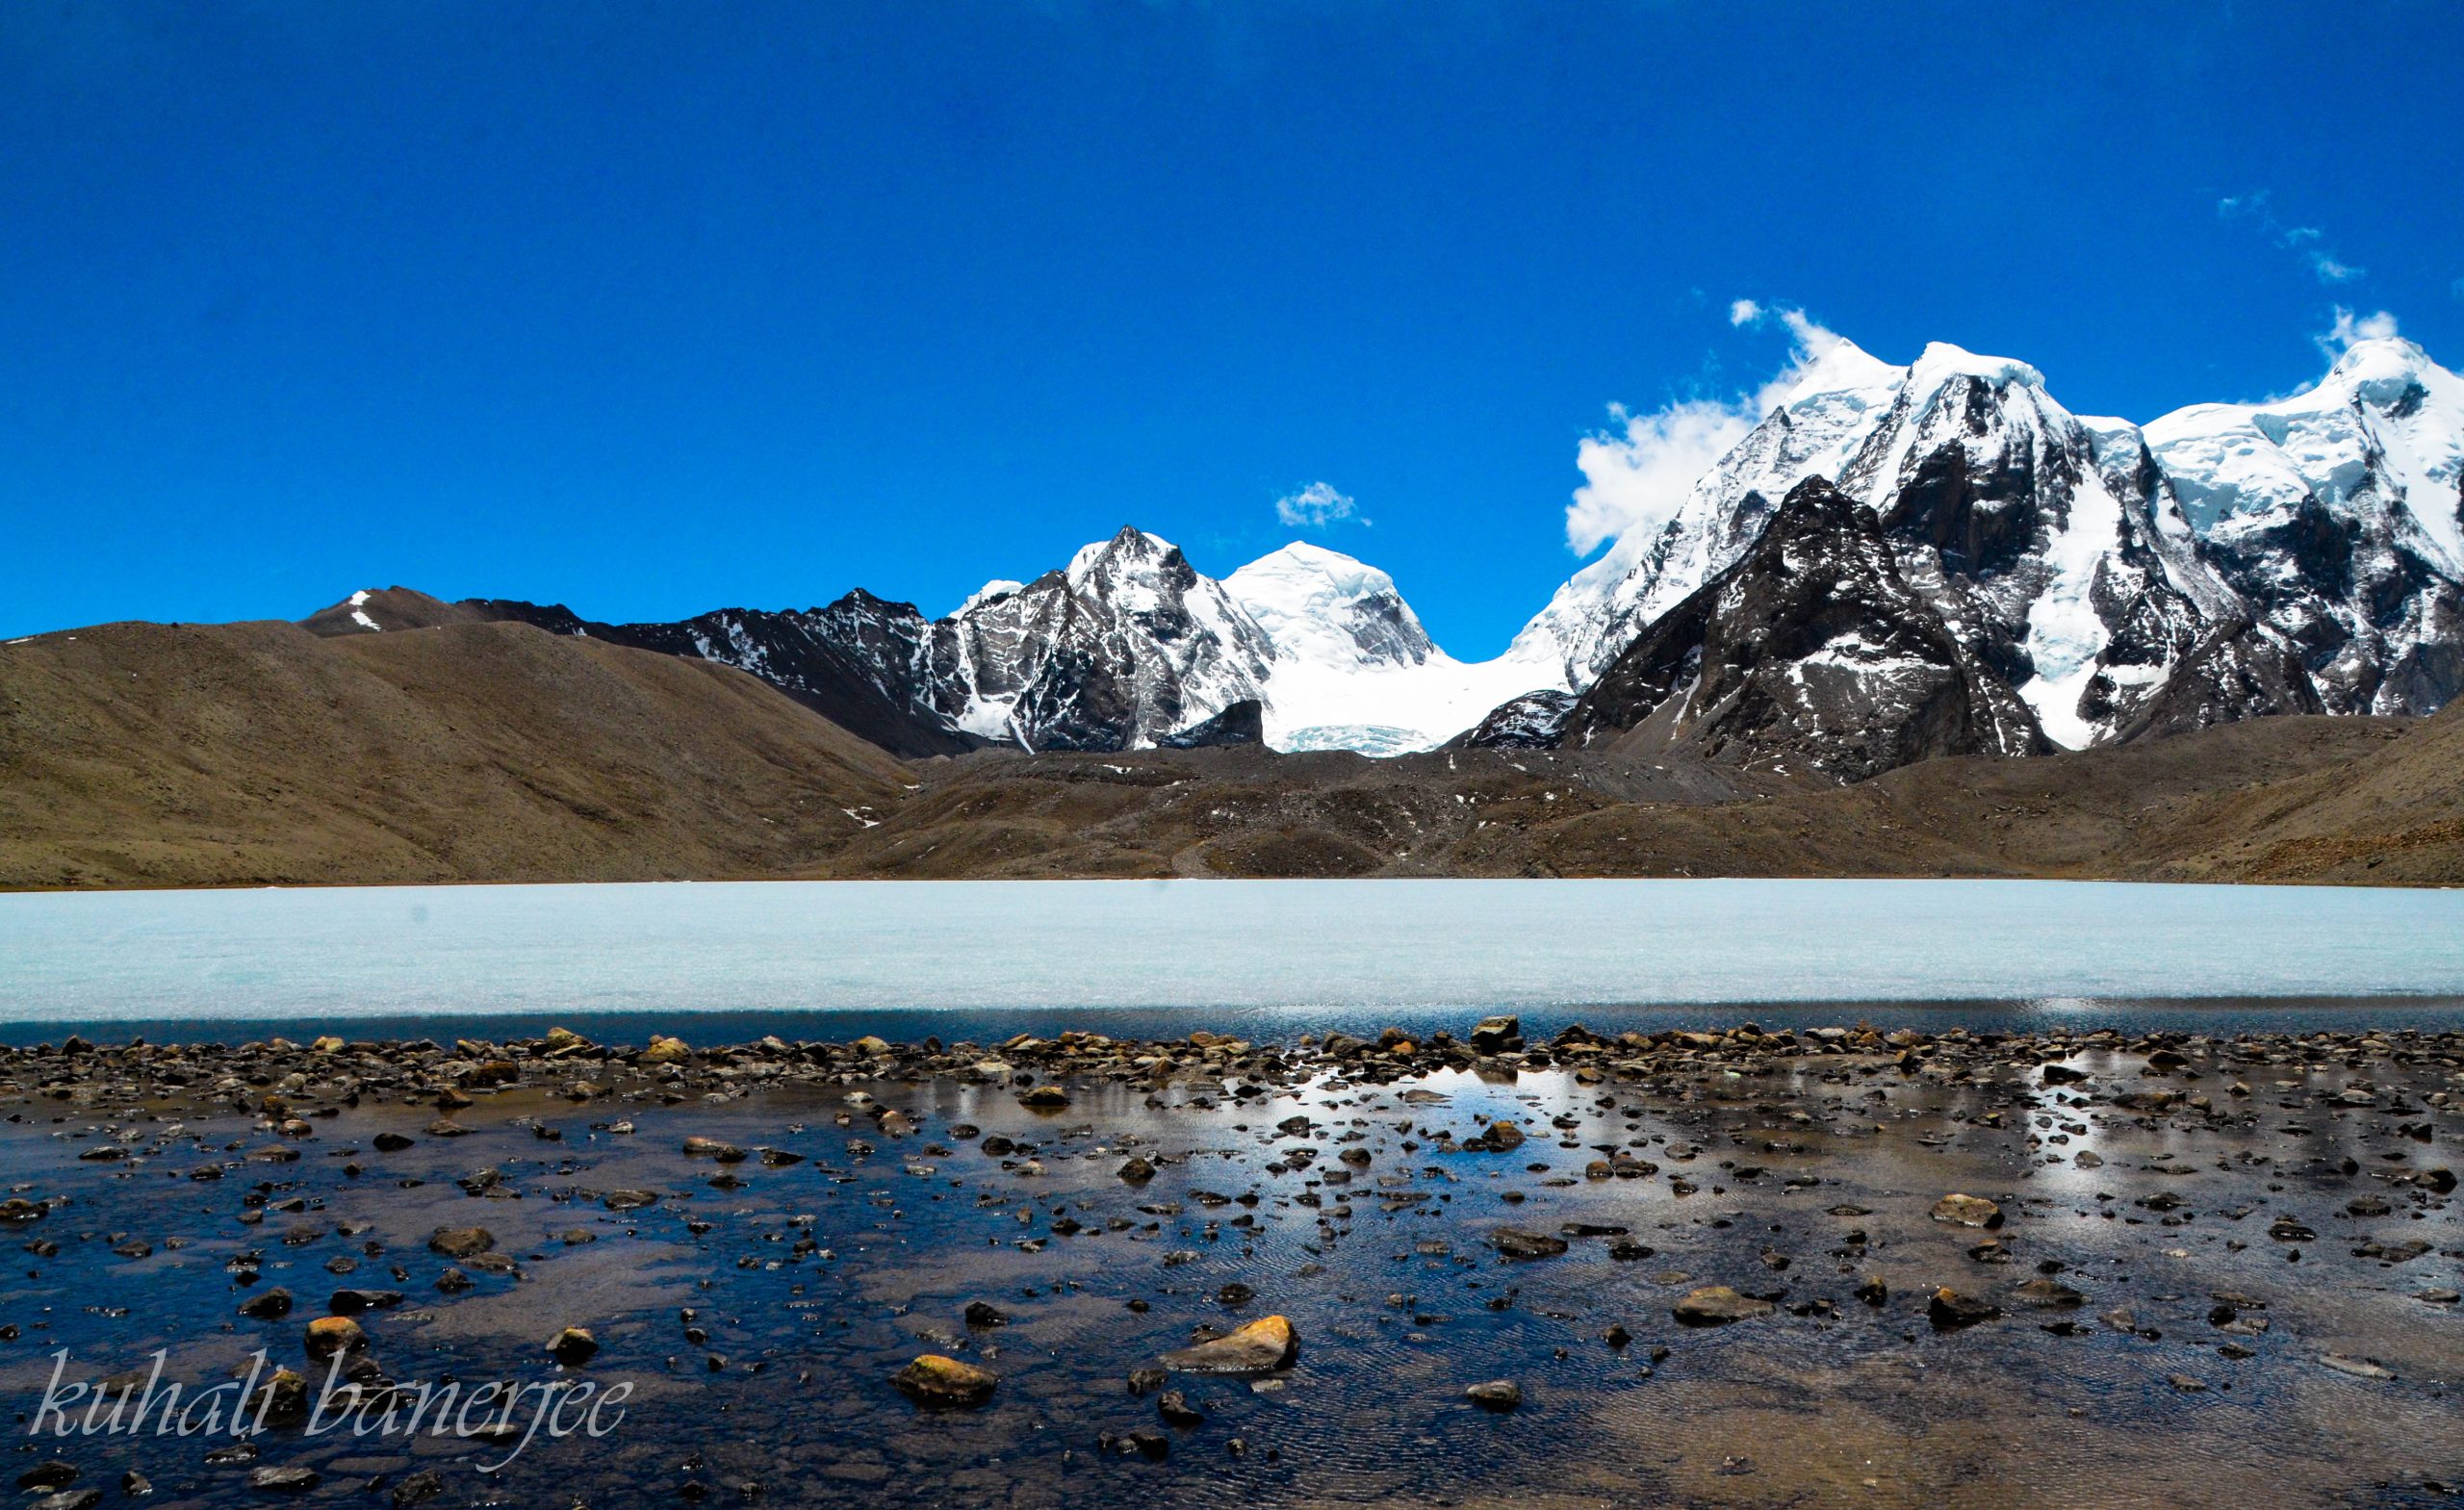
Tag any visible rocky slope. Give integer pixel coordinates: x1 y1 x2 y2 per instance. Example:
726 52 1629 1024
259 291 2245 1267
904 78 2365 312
824 709 2455 885
451 590 979 758
1548 477 2049 780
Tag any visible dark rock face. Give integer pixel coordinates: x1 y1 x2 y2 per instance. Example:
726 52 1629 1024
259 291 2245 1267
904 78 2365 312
1160 699 1265 749
1555 477 2049 781
2106 617 2324 742
2206 516 2464 719
1456 689 1577 750
462 592 982 758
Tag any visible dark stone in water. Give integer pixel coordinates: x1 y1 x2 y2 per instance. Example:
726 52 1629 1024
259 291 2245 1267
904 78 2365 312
1489 1227 1568 1260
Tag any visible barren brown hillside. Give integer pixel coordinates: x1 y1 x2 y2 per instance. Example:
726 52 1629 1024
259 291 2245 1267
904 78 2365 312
3 616 2457 888
0 619 907 887
823 712 2459 883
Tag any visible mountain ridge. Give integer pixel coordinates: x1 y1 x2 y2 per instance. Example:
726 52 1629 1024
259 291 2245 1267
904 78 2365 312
115 334 2464 780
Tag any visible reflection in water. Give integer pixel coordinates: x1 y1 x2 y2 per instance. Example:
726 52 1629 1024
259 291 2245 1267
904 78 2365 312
0 1042 2454 1508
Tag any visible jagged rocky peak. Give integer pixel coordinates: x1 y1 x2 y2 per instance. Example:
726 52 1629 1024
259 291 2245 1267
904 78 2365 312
1225 541 1436 669
937 525 1278 752
2144 336 2464 716
1514 334 2305 751
1539 476 2049 781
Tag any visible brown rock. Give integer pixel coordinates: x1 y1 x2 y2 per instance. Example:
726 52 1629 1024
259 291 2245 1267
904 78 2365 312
891 1354 997 1407
1930 1193 2003 1229
1158 1315 1299 1373
1673 1286 1773 1325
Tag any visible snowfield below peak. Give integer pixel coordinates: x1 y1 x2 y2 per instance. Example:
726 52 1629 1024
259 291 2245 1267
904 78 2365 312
1227 542 1566 753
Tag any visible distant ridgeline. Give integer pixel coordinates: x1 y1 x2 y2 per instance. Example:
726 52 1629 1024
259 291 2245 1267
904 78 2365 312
302 336 2462 783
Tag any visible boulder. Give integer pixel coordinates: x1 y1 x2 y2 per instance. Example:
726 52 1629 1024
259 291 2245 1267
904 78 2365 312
303 1316 366 1361
891 1354 997 1407
1469 1015 1524 1052
1489 1227 1568 1260
1929 1193 2002 1229
1672 1286 1773 1325
1928 1288 2000 1330
1158 1315 1298 1373
426 1226 495 1259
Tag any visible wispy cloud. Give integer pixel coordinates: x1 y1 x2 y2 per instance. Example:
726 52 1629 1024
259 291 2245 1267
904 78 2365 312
1565 303 1847 558
2220 191 2365 285
1274 480 1361 530
2314 306 2400 360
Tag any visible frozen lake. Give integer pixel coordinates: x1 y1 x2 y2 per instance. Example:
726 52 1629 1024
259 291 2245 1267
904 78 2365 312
3 878 2462 1033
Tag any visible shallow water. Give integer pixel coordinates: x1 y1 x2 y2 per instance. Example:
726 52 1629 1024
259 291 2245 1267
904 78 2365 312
3 1048 2455 1508
6 879 2464 1026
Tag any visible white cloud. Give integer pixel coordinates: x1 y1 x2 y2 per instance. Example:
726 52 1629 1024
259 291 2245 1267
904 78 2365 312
1565 303 1846 557
1274 480 1359 529
2220 191 2366 285
1566 399 1756 557
2315 306 2400 359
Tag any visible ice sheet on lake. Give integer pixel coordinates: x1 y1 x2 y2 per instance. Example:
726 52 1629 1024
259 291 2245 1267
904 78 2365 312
3 879 2463 1023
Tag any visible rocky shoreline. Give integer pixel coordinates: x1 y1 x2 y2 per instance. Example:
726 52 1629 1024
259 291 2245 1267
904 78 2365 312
0 1019 2456 1508
13 1013 2464 1104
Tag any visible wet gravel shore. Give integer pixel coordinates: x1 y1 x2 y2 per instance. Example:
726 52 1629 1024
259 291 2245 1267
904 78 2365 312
0 1020 2455 1509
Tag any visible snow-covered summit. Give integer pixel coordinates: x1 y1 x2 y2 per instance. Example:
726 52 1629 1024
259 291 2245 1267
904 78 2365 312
1226 541 1435 670
1221 540 1565 753
2143 336 2464 714
1906 341 2043 394
2146 337 2464 573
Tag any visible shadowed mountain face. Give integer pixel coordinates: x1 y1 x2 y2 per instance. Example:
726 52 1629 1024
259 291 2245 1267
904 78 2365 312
454 591 983 759
1542 478 2049 781
0 616 907 889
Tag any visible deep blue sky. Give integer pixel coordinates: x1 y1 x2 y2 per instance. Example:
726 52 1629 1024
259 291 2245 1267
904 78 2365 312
5 2 2459 651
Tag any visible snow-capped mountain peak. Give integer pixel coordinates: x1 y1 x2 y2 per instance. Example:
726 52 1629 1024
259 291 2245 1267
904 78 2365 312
1906 341 2043 395
1225 540 1562 755
1225 541 1435 670
956 578 1024 614
1778 332 1906 405
2142 336 2464 714
1512 334 2295 750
